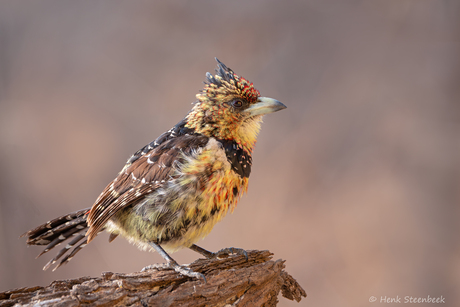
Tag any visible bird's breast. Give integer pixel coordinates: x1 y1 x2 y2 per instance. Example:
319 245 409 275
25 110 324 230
176 137 249 219
158 137 249 250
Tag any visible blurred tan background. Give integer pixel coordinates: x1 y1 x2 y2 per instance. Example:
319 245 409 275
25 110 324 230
1 1 459 306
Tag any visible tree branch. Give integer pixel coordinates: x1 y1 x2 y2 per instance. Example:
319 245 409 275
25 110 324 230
0 250 306 306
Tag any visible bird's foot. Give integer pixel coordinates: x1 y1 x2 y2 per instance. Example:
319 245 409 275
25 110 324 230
212 247 248 260
141 263 170 272
141 261 206 282
189 244 248 260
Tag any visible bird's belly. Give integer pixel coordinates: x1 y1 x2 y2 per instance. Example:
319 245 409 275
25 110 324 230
107 175 245 253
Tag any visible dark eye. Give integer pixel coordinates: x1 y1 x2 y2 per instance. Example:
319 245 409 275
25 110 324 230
232 100 243 108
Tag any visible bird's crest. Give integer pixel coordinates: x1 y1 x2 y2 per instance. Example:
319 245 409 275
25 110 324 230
197 58 260 104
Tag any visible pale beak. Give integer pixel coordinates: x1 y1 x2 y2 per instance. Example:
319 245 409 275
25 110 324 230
243 97 287 117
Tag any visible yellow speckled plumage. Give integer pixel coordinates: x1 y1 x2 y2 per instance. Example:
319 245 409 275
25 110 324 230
22 58 286 280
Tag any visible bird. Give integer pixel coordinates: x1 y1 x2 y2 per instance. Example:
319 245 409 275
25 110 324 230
21 58 286 280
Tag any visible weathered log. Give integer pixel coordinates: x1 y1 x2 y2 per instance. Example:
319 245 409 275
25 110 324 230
0 250 306 306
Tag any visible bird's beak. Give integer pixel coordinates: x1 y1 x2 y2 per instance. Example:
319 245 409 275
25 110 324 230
243 97 287 117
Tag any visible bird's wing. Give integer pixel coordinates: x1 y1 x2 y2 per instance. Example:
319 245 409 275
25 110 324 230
86 132 209 242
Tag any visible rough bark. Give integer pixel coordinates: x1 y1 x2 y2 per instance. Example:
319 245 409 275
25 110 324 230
0 250 306 307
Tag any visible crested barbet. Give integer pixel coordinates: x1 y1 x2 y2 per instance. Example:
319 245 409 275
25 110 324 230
22 58 286 280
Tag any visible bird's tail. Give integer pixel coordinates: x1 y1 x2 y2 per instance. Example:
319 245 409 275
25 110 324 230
21 207 95 271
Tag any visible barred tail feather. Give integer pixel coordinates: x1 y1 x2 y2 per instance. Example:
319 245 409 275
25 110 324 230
22 208 90 245
21 208 100 271
50 237 88 271
43 233 87 271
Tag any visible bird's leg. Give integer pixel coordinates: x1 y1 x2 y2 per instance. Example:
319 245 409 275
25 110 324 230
189 244 248 260
142 242 206 282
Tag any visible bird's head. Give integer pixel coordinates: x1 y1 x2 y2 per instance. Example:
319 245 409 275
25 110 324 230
186 58 286 152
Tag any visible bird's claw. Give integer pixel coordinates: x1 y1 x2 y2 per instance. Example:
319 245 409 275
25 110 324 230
213 247 248 260
141 263 170 272
141 261 206 282
171 262 206 282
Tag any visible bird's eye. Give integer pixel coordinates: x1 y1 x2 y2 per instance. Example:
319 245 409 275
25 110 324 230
232 100 243 108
